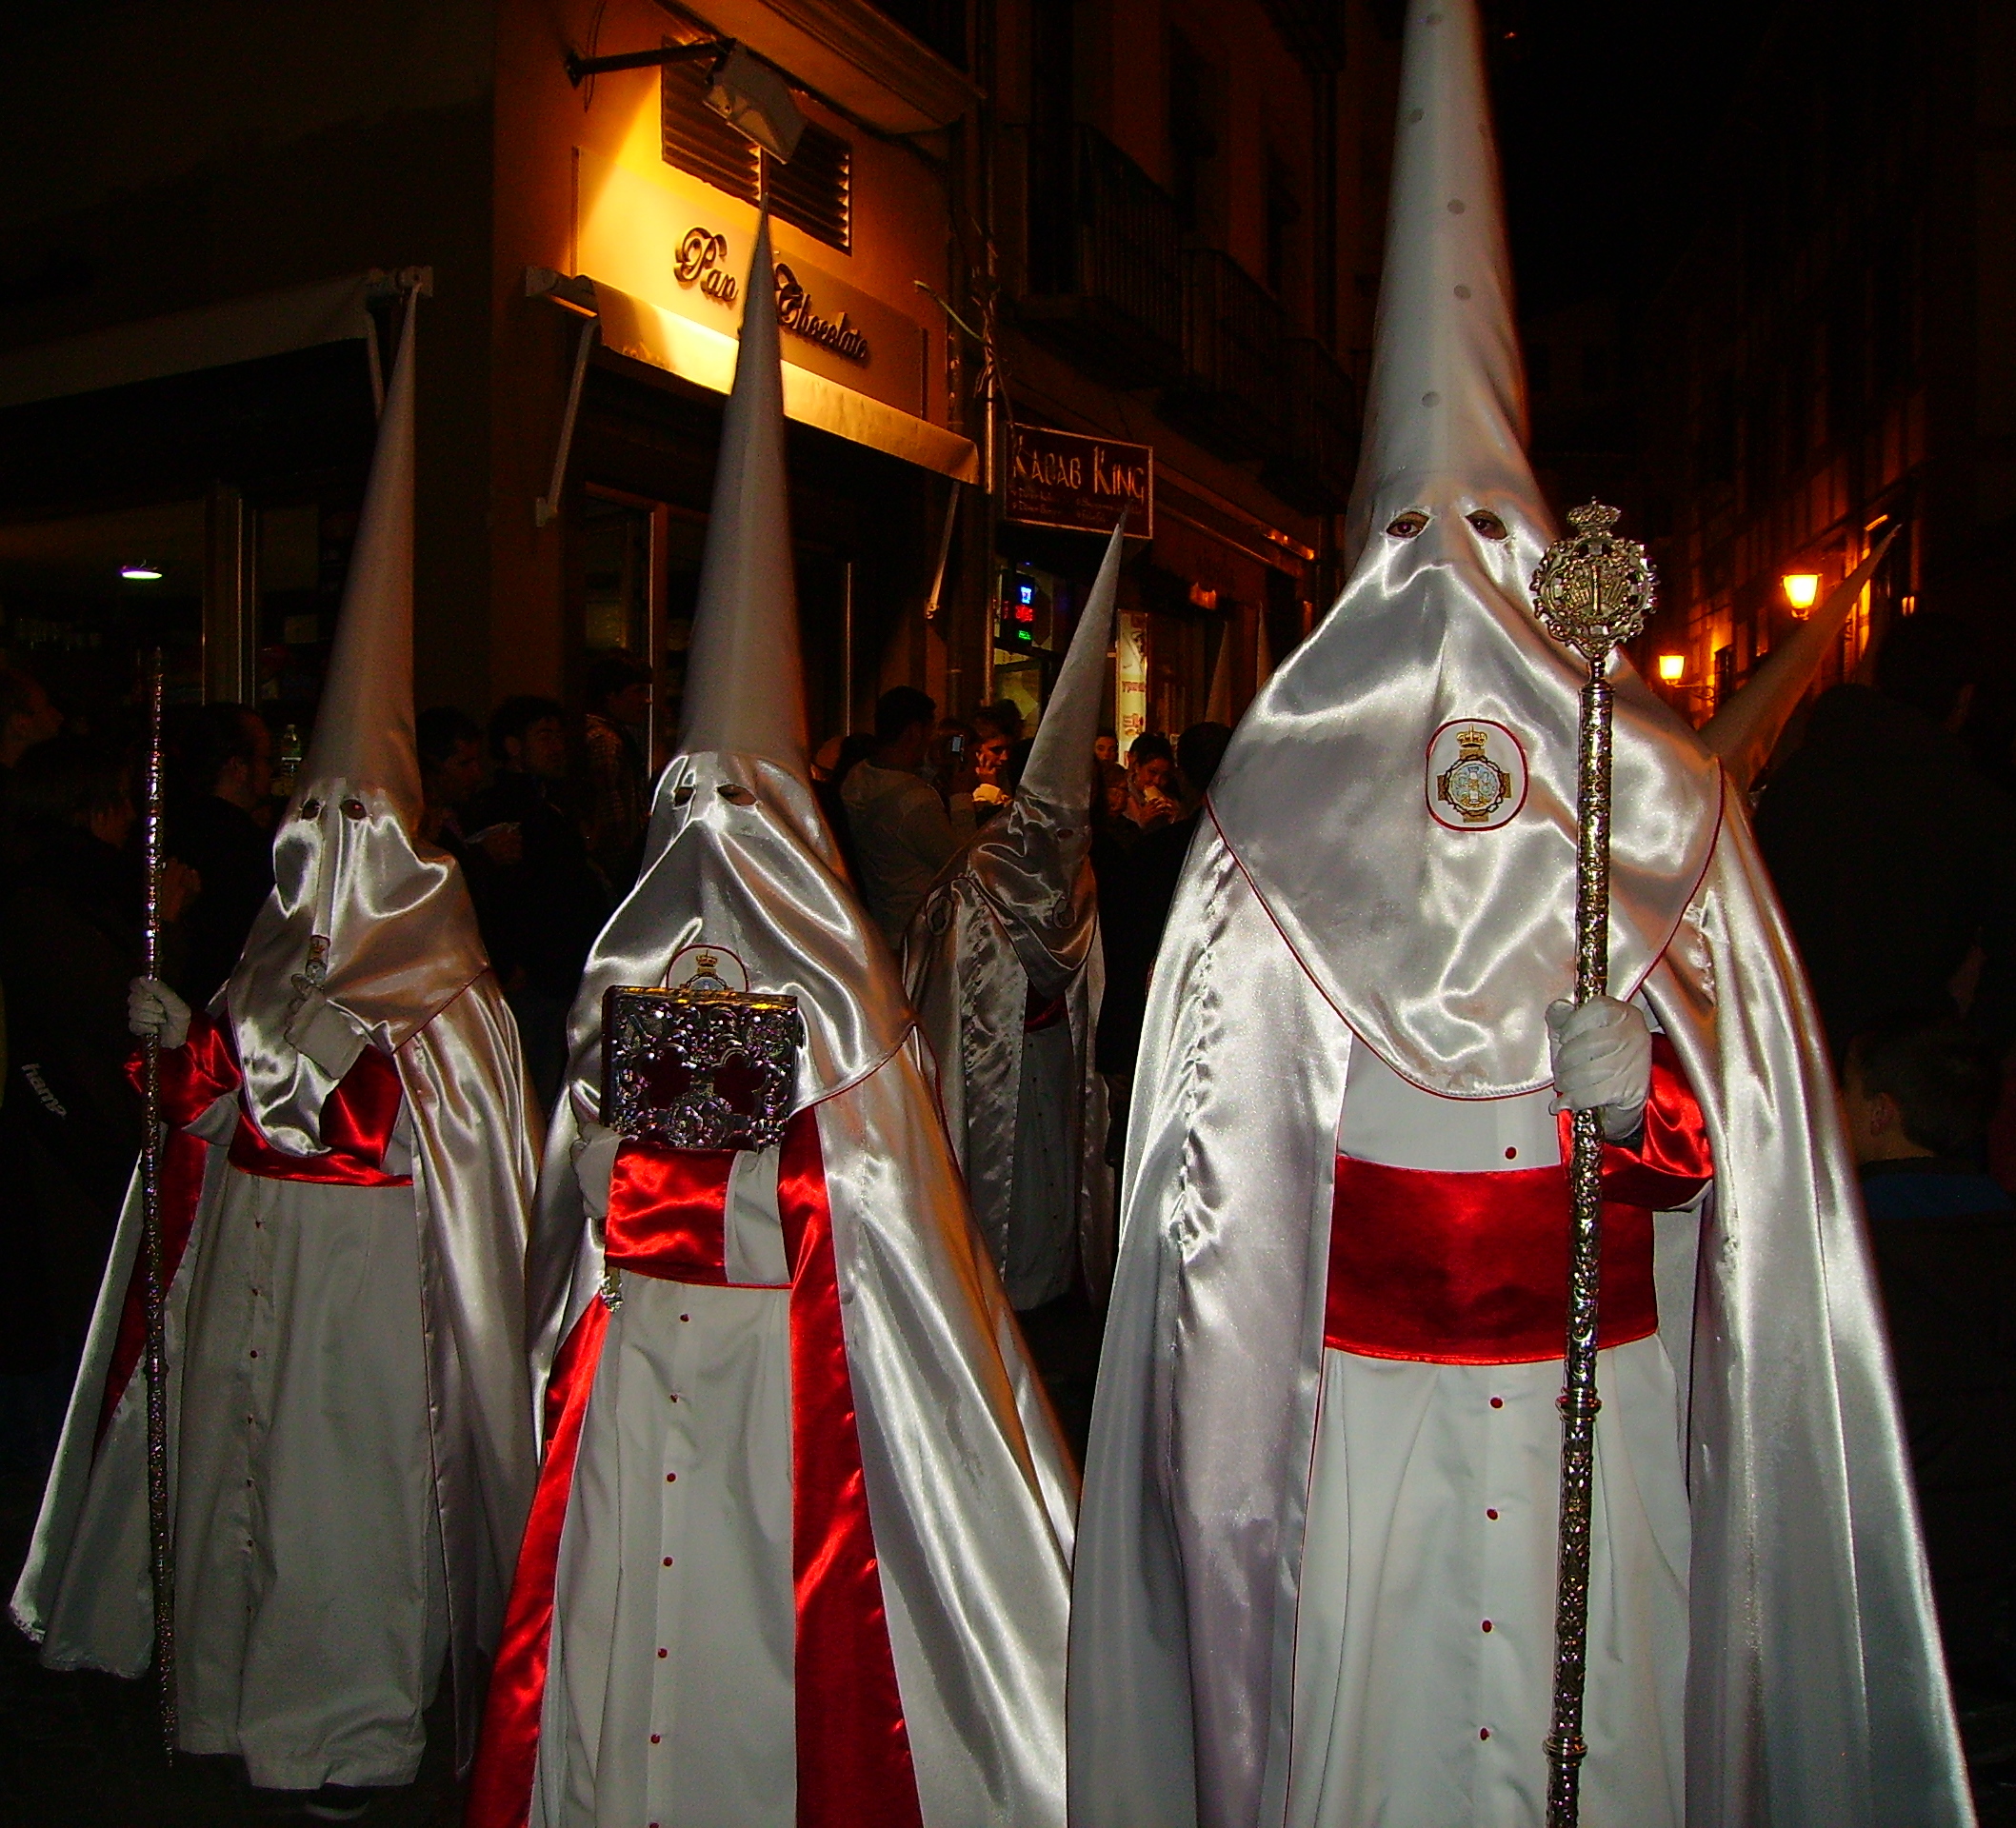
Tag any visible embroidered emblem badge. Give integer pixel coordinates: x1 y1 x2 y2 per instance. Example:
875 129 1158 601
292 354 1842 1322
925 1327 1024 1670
1426 719 1527 832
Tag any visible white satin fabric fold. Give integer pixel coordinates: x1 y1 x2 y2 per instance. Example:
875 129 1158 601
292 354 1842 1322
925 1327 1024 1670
1068 811 1970 1827
531 741 1077 1824
904 787 1112 1309
227 783 491 1155
1208 507 1724 1100
12 976 544 1772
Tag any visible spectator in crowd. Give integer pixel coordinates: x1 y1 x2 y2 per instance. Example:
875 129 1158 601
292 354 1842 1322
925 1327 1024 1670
811 731 876 890
0 658 64 777
1094 729 1119 766
841 686 976 949
167 703 275 1009
582 649 652 890
1124 730 1180 832
971 706 1016 821
0 656 65 895
1757 612 2016 1061
466 696 610 1109
417 705 519 960
0 739 195 1405
1842 1007 2016 1698
1095 722 1233 1153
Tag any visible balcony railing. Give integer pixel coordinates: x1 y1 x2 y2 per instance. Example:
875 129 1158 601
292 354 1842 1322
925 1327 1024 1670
1161 248 1295 459
1269 336 1359 513
1018 126 1185 388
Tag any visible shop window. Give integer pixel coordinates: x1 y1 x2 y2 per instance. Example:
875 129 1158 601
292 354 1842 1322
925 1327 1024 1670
573 487 705 774
0 499 207 719
662 57 851 253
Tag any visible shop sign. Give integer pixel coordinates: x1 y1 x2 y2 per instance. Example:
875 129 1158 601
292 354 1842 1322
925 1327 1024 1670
1007 425 1154 538
577 152 922 413
672 228 869 365
1116 608 1150 747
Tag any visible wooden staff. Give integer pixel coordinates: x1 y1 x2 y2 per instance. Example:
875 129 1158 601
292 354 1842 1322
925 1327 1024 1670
1527 503 1655 1827
138 648 179 1756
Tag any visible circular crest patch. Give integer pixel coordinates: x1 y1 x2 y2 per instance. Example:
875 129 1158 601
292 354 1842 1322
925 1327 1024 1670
1426 719 1527 832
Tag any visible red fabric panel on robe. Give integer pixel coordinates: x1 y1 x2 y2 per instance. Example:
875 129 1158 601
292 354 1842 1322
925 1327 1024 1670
99 1010 242 1446
226 1040 410 1187
604 1143 739 1283
777 1108 925 1828
462 1296 610 1828
464 1108 923 1828
1325 1035 1712 1365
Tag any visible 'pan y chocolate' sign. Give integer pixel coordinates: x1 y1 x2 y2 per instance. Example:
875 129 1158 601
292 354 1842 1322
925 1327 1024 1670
1007 425 1153 538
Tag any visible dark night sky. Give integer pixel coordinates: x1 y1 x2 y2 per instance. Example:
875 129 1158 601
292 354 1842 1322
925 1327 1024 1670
1489 0 1777 319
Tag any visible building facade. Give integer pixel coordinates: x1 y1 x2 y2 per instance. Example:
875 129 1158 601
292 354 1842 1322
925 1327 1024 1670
0 0 1389 758
1630 0 2016 735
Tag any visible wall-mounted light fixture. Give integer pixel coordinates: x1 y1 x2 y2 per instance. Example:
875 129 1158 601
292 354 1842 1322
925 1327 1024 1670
1782 572 1822 614
120 564 163 581
565 36 805 162
1657 652 1687 684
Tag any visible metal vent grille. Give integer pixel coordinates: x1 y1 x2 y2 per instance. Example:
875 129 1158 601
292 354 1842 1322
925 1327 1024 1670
661 57 852 254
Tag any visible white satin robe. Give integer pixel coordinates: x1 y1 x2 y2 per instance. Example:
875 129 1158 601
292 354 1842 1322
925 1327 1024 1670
13 979 542 1781
1068 811 1971 1828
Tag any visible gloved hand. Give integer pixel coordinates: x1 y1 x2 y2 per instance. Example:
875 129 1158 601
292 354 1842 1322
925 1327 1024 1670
572 1121 623 1224
128 977 191 1051
1547 996 1650 1141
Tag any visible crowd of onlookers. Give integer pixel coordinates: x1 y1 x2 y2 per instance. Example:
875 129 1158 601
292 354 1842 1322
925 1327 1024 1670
5 611 2016 1708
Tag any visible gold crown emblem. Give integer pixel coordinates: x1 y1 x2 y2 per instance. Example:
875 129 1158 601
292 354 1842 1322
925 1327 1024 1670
695 949 718 974
1454 727 1490 762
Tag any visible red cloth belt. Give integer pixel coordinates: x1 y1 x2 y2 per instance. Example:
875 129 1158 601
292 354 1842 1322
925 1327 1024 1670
466 1106 924 1828
97 1008 411 1445
1024 986 1068 1032
1324 1038 1713 1365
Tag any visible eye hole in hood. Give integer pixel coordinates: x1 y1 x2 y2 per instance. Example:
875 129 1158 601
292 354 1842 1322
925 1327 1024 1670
1387 510 1429 539
1467 509 1508 541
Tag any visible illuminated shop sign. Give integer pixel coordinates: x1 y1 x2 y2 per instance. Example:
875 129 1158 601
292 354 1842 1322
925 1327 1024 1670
1007 425 1154 538
672 227 869 365
577 152 920 412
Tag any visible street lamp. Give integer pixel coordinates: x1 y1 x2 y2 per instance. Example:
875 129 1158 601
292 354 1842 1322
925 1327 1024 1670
1656 652 1686 683
564 37 805 162
1782 572 1822 615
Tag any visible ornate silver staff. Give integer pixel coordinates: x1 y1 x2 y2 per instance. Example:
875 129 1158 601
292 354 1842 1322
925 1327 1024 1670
138 649 179 1755
1527 502 1655 1827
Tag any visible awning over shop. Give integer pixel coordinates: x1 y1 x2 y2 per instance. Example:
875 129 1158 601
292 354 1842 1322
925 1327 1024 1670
530 268 980 485
0 270 396 411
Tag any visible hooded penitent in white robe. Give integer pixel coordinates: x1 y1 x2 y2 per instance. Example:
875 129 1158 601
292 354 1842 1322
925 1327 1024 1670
465 221 1075 1828
10 306 545 1790
902 527 1122 1311
1066 5 1971 1825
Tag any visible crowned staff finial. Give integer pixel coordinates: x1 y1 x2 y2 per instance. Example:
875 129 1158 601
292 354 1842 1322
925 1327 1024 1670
1529 501 1657 666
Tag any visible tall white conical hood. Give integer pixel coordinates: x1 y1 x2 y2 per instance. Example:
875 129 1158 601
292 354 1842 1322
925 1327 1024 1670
1204 0 1722 1097
1344 0 1533 562
226 298 490 1153
1017 523 1124 810
561 220 906 1119
677 215 807 775
300 294 424 814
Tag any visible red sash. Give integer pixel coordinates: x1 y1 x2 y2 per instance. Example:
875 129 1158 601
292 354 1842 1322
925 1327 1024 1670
465 1106 923 1828
1324 1038 1713 1365
97 1008 409 1443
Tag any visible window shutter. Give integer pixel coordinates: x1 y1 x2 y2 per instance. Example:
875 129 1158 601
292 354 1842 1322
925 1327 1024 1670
661 57 852 255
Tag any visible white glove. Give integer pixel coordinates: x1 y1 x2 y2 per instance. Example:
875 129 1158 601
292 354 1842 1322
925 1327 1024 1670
128 977 191 1051
1547 996 1650 1140
572 1122 622 1225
